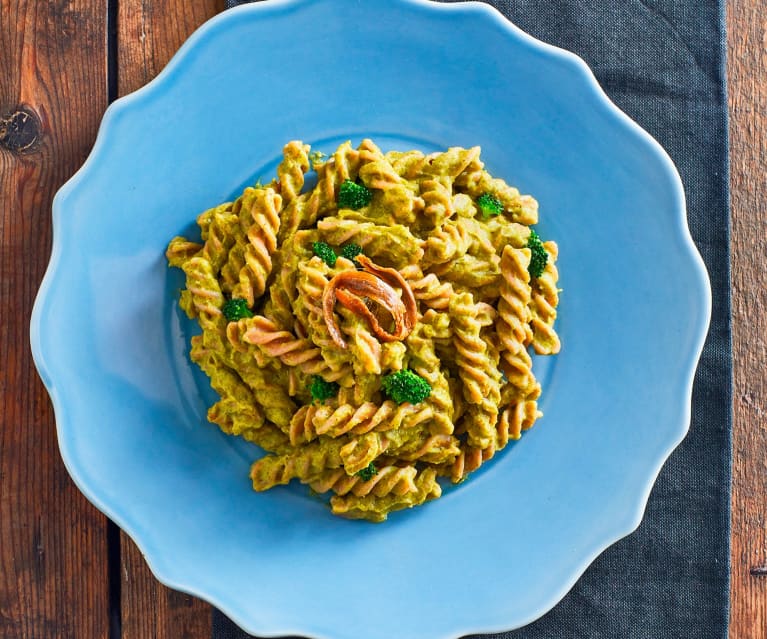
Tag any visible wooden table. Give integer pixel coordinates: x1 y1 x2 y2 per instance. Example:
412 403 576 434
0 1 763 637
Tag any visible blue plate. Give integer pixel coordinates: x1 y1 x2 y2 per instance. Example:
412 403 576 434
30 1 711 637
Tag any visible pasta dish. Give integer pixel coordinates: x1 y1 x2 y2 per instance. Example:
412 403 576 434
166 139 560 521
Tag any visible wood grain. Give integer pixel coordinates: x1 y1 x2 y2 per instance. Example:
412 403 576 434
117 0 223 95
728 1 767 638
116 1 221 637
0 1 111 638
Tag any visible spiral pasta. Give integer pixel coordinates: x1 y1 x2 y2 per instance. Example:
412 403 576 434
530 241 561 355
232 187 282 306
167 139 561 521
497 245 537 396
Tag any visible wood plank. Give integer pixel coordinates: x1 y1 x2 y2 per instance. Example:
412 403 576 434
728 1 767 638
116 2 222 637
0 1 111 638
117 0 224 95
120 566 213 639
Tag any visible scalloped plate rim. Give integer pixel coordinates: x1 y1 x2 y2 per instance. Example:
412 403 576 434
29 1 712 637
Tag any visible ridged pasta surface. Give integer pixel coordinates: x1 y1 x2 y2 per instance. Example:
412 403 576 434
166 139 561 521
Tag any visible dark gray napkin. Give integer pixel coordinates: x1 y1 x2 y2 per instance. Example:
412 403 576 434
215 1 732 638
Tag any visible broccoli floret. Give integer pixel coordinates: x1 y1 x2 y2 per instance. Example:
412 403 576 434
477 192 503 218
381 370 431 404
340 243 364 265
222 298 254 322
527 229 548 279
337 180 372 210
312 241 338 267
355 462 377 481
309 376 339 403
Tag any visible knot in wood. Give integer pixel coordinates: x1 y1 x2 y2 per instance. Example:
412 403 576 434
0 106 41 154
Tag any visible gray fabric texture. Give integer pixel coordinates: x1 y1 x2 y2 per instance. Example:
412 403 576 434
214 1 732 637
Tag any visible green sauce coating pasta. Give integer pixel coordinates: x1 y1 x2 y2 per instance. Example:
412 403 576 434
166 139 561 521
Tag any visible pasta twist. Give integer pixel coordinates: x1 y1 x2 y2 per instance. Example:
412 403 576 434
397 433 461 464
459 401 499 452
181 257 225 333
166 237 202 268
190 336 293 453
250 438 347 491
359 151 404 191
227 349 297 430
287 404 317 446
329 467 441 522
422 146 481 178
371 184 424 227
295 256 332 341
276 140 310 206
196 205 215 238
339 308 384 375
485 217 531 253
475 301 497 327
201 206 239 275
224 319 269 366
385 149 428 179
449 445 493 482
190 336 254 413
450 292 504 448
497 246 537 395
287 400 427 446
419 177 455 229
458 355 502 451
208 399 292 453
219 243 246 296
340 432 389 474
529 241 561 355
406 322 454 435
317 217 424 267
499 399 542 442
462 217 498 258
272 229 315 319
502 347 540 399
449 292 495 404
316 402 395 438
295 256 356 377
429 252 501 295
285 141 360 235
232 187 283 306
498 246 533 346
454 167 538 225
449 398 542 481
381 341 407 373
236 314 353 383
420 309 452 340
357 137 386 161
263 279 296 331
422 218 471 266
309 464 417 497
401 266 455 311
